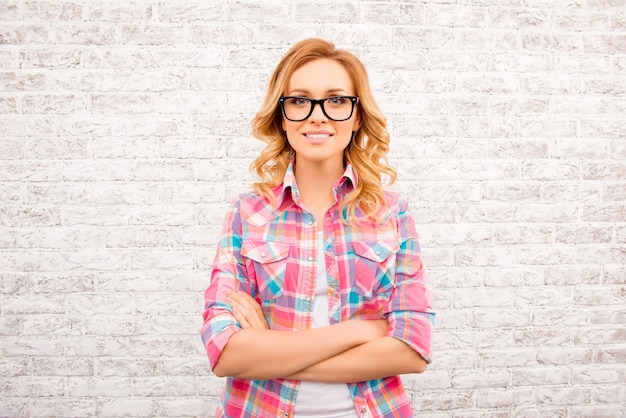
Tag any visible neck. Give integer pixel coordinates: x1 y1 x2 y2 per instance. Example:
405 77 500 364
294 158 344 195
293 158 344 219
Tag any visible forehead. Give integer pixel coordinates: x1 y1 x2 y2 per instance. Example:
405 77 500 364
287 58 354 94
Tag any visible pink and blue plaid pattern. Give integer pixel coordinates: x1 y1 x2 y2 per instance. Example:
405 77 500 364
201 162 434 418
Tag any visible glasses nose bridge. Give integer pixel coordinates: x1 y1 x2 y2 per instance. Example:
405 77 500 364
309 98 328 119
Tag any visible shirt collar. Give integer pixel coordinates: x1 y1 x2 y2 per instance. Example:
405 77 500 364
276 159 357 209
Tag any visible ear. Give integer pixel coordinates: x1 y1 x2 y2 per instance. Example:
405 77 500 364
352 110 361 132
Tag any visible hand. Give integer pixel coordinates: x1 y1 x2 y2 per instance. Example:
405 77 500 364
226 291 269 329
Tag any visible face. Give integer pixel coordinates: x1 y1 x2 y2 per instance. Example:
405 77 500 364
281 58 360 167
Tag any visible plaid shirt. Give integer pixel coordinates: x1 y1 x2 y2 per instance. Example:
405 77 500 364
201 161 434 418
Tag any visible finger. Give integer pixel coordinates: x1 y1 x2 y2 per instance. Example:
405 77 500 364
227 293 251 328
229 294 260 328
232 308 250 328
235 292 265 320
230 292 268 329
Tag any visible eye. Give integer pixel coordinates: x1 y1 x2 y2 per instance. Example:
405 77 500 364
286 97 309 106
327 96 348 106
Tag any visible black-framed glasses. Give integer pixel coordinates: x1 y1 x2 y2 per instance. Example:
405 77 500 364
279 96 359 122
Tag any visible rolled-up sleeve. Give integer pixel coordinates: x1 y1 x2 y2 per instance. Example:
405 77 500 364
384 196 435 363
201 199 245 370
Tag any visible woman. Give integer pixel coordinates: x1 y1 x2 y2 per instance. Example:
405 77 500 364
201 38 434 418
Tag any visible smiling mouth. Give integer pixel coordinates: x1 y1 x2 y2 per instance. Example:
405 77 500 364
304 133 332 139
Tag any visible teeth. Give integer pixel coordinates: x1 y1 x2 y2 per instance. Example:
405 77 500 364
305 134 330 139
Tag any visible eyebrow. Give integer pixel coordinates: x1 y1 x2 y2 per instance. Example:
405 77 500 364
287 88 351 96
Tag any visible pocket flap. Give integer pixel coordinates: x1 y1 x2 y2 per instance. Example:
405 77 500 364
241 240 290 263
352 240 399 262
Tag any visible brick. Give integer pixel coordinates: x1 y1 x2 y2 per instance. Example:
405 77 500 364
488 8 549 29
553 10 611 30
96 357 159 376
519 203 580 223
569 405 626 418
1 376 65 397
0 336 65 356
521 32 583 52
555 53 614 74
23 1 84 21
20 314 80 335
476 388 535 408
537 386 592 406
421 138 484 158
544 265 602 286
32 357 93 376
473 308 533 328
484 267 544 287
86 2 152 22
156 2 222 22
19 46 83 68
160 137 228 159
0 315 19 335
492 51 552 71
91 93 158 114
0 2 19 21
63 248 131 271
0 24 49 44
0 47 17 68
83 47 154 69
513 327 573 348
537 347 593 365
226 0 288 22
52 23 117 45
92 137 159 158
496 224 553 245
95 398 157 417
121 23 188 45
479 348 538 367
0 206 61 226
511 366 569 387
451 368 509 389
0 250 64 271
30 272 96 293
23 137 89 159
413 389 475 411
68 377 131 397
0 356 29 377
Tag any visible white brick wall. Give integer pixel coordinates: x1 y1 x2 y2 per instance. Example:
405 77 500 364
0 1 624 416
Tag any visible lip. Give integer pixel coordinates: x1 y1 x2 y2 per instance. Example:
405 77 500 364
302 131 333 144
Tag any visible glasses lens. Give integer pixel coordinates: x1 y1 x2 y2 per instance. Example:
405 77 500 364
323 97 354 121
282 97 354 121
282 97 312 121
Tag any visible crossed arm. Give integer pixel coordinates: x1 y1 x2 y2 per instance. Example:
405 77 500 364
212 291 427 382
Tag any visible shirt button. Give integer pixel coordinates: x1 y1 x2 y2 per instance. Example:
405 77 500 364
307 256 314 262
308 220 314 226
260 252 266 258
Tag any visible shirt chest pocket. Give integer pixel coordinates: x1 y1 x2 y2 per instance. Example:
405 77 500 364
241 240 290 300
351 240 399 299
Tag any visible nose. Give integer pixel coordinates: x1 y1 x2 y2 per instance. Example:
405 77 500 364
309 101 327 122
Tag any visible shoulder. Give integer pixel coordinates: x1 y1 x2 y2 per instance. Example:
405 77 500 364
230 187 282 225
382 190 411 216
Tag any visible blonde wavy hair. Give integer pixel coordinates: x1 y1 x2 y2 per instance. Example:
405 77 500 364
250 38 397 222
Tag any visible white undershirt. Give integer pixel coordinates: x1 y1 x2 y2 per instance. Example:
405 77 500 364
293 232 358 418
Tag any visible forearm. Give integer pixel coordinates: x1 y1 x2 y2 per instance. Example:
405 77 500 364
213 320 383 380
284 336 427 383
